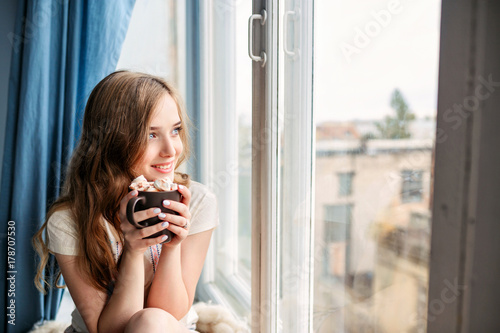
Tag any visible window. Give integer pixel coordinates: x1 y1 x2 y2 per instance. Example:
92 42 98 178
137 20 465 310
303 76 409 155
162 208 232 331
194 0 441 332
338 172 354 196
313 0 440 332
324 204 353 277
401 170 424 203
195 0 315 331
324 204 352 243
193 0 252 321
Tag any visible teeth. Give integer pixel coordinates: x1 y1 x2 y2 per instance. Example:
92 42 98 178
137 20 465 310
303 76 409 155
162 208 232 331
154 164 171 170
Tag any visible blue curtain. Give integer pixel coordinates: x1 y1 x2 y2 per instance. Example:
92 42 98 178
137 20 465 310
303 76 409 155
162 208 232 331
0 1 135 332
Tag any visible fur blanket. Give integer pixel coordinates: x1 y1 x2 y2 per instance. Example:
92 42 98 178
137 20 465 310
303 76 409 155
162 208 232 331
29 302 249 333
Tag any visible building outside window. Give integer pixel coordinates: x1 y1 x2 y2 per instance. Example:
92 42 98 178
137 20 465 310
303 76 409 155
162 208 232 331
401 170 424 203
324 204 353 277
313 0 440 331
338 172 354 196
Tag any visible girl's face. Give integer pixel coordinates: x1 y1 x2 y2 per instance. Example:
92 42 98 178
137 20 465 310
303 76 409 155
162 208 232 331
135 93 183 181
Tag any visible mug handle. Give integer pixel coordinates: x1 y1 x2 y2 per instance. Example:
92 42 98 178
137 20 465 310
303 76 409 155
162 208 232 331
126 196 145 228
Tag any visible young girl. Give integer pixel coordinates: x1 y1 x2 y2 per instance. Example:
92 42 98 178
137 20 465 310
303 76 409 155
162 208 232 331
33 71 218 332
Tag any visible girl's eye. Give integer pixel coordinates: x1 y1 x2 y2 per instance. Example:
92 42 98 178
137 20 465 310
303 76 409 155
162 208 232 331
172 127 182 136
149 133 157 139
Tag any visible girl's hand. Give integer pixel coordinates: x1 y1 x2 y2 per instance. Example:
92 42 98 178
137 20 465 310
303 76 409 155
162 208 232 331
157 184 192 248
119 190 172 256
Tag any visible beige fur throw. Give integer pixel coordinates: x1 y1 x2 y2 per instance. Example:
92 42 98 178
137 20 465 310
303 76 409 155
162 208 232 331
194 302 249 333
29 302 249 333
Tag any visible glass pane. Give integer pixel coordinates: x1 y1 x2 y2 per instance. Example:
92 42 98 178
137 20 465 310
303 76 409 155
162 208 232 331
278 0 315 331
117 0 179 83
313 0 441 332
209 0 252 317
236 0 252 279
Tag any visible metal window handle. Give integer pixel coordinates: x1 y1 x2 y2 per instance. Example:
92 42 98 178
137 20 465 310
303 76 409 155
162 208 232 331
284 10 300 59
248 9 267 67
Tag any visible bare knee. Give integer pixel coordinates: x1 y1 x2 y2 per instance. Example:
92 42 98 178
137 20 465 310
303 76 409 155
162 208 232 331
124 308 180 333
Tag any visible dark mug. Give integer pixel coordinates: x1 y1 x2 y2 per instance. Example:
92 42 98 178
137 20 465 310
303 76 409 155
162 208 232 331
126 190 182 243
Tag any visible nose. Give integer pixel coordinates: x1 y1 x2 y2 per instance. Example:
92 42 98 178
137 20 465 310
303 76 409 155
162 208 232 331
159 136 175 157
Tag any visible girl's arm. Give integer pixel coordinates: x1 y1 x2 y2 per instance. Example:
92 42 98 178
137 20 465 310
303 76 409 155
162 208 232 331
146 229 214 319
55 253 107 333
146 185 215 319
56 249 145 333
97 249 145 333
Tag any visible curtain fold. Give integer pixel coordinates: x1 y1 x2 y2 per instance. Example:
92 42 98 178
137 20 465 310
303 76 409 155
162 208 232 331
0 1 135 332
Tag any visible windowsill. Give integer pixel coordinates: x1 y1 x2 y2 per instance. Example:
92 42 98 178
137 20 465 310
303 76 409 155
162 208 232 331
55 289 75 324
197 270 251 319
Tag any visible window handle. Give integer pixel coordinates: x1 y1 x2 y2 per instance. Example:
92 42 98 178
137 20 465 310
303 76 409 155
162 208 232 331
284 10 299 59
248 9 267 67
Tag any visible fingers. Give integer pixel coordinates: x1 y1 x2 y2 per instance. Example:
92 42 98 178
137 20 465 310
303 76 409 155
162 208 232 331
122 189 138 203
119 190 138 216
162 199 191 221
119 186 192 252
136 221 170 239
157 212 189 228
122 221 172 252
163 222 189 239
134 207 165 224
177 184 191 207
120 206 165 231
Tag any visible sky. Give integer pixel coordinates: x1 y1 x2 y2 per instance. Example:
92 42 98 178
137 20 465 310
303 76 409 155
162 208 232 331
118 0 442 126
314 0 442 123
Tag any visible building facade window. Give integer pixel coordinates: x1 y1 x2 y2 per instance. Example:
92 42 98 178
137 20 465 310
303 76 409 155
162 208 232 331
338 172 354 197
324 204 352 243
324 204 353 277
401 170 423 203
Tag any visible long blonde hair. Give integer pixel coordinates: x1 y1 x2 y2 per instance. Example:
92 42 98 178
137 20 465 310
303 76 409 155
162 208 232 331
33 71 191 293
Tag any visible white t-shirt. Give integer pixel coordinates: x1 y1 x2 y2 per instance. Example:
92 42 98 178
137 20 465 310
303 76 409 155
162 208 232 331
46 181 218 332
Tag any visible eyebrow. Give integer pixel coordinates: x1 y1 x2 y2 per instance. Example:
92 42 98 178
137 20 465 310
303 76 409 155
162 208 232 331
149 121 181 130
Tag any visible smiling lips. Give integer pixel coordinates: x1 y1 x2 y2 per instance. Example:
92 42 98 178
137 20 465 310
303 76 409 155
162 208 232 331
152 162 173 173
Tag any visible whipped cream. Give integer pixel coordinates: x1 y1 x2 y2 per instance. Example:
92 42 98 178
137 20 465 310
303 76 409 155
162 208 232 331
130 175 178 192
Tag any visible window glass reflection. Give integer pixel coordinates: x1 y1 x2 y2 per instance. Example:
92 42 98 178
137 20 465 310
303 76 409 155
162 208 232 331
313 0 441 331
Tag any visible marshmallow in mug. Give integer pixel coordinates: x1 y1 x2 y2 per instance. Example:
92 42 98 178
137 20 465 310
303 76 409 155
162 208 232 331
153 177 178 191
129 175 150 191
130 175 178 192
